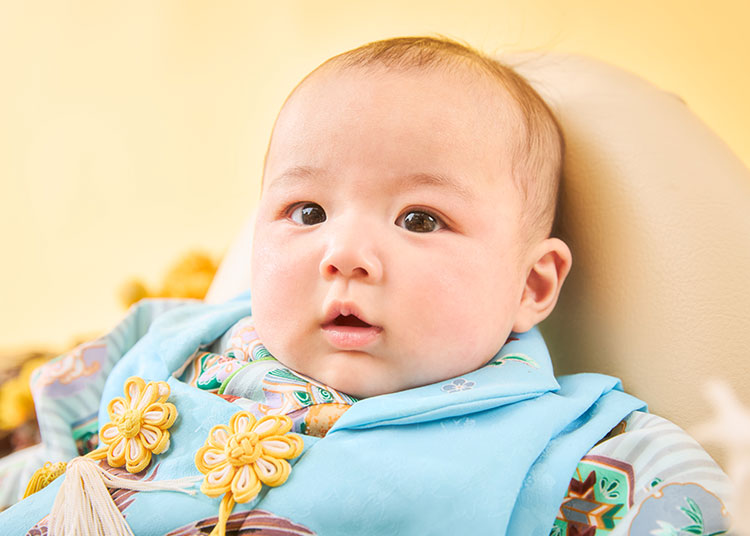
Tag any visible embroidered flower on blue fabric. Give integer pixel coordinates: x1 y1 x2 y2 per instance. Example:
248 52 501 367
441 378 475 393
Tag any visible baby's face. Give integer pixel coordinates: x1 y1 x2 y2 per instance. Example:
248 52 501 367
251 65 533 398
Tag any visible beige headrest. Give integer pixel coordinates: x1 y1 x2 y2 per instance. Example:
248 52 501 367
510 54 750 446
207 54 750 464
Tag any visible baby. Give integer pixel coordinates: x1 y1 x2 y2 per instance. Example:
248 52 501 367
0 37 732 536
251 36 571 399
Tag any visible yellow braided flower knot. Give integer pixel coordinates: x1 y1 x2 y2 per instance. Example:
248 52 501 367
195 412 304 505
98 377 178 473
225 432 262 466
116 409 142 439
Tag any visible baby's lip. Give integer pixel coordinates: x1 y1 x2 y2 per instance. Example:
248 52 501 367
321 301 382 350
322 301 378 329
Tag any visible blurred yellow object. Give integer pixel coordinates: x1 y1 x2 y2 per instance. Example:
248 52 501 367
23 461 67 498
0 356 48 431
161 252 218 299
118 279 149 309
119 251 219 308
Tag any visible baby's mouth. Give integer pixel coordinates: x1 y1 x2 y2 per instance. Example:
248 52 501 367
321 314 382 349
329 314 372 328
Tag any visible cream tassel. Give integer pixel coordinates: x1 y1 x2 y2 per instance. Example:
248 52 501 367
47 456 201 536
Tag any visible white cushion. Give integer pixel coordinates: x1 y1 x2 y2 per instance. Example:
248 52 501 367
510 54 750 444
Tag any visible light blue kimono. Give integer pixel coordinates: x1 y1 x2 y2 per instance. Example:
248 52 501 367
0 294 646 535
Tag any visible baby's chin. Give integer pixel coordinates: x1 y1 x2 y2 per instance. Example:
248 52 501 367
308 370 391 400
271 357 401 399
333 381 397 400
299 366 438 400
268 345 486 399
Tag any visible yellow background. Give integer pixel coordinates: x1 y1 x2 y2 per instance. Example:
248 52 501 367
2 0 749 351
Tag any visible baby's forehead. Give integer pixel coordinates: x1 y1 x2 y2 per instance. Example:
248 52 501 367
278 64 527 178
278 62 528 164
306 61 521 110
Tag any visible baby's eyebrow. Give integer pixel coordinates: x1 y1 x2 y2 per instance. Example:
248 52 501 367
397 172 475 202
266 165 320 192
267 166 474 202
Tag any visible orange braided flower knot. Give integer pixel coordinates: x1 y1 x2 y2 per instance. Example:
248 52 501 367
98 377 178 473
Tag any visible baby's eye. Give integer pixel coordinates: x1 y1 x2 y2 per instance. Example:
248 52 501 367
288 203 326 225
396 210 444 233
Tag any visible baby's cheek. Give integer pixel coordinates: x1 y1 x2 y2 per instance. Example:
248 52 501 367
409 256 507 361
251 240 298 323
252 232 311 293
403 267 477 342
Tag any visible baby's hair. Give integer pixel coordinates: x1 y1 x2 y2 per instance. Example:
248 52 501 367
318 36 564 241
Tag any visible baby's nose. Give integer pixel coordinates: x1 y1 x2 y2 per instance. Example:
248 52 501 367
319 226 383 282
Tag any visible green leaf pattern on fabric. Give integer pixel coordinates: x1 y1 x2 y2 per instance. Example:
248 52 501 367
489 353 539 368
650 497 728 536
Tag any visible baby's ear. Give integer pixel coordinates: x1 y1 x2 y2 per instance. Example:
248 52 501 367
512 238 572 333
